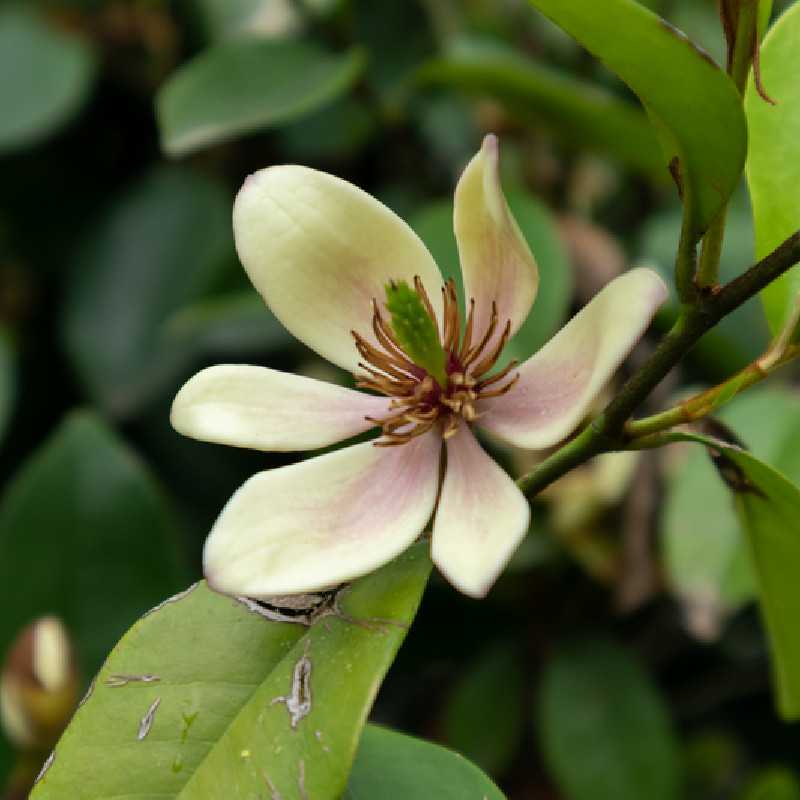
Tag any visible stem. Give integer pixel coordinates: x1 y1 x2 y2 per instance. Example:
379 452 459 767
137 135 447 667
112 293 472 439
675 219 699 303
696 2 759 290
624 352 793 439
517 230 800 498
696 211 727 290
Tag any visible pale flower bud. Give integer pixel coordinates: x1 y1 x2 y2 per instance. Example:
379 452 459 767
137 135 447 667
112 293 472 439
0 616 78 751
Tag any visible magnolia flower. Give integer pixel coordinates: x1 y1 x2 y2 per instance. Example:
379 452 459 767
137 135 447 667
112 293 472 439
171 136 667 599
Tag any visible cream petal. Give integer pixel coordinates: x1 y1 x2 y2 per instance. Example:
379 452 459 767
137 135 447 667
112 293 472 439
233 165 444 373
204 431 442 597
171 364 390 452
432 425 530 598
478 268 668 450
453 134 539 341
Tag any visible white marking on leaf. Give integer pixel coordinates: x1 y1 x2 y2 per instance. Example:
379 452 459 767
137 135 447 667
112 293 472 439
137 697 161 741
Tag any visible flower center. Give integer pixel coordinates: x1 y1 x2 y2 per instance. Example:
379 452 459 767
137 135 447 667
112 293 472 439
351 276 519 446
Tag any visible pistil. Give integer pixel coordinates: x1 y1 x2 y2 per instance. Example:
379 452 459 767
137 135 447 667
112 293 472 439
352 276 519 446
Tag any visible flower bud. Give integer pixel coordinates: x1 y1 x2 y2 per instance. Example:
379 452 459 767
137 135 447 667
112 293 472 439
1 616 79 751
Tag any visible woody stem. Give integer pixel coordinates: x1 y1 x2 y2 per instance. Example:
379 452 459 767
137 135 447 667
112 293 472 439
517 229 800 499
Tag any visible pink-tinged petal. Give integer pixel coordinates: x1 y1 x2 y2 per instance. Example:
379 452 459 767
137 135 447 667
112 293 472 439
233 165 444 374
453 134 539 341
478 268 668 450
204 431 442 597
171 364 390 452
432 426 530 598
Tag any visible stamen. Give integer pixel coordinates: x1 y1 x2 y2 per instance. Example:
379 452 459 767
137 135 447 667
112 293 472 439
462 302 498 368
351 280 518 446
470 319 512 378
459 298 476 361
477 373 520 399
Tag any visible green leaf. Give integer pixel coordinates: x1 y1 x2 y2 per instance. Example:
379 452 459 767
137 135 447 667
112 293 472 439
663 429 800 720
409 190 572 366
62 167 235 418
0 6 95 153
526 0 747 242
343 724 507 799
0 328 15 444
538 638 682 800
725 449 800 720
418 37 665 179
663 387 800 638
156 39 366 157
0 411 187 680
745 1 800 334
441 642 524 775
32 545 431 798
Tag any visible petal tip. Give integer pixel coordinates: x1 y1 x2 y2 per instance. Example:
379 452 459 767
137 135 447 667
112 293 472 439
481 132 499 157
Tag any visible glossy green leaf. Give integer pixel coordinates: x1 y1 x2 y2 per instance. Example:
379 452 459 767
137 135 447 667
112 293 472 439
663 429 800 719
418 37 664 179
156 39 365 156
526 0 747 242
538 638 681 800
441 642 524 775
0 412 187 680
410 190 572 366
663 388 800 638
725 449 800 719
343 724 506 799
0 328 14 444
62 167 235 418
745 1 800 333
32 544 431 798
0 6 95 153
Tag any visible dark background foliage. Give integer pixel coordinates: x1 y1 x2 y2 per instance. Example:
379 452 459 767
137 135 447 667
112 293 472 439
2 0 800 797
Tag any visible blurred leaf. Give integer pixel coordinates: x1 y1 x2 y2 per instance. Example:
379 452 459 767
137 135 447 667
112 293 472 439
0 328 14 444
343 724 507 799
526 0 747 243
413 94 481 178
156 38 365 156
684 730 743 800
637 199 768 377
62 167 235 418
32 545 431 798
418 37 664 179
410 190 572 365
742 767 800 800
0 6 95 154
276 97 376 162
441 642 524 775
163 292 292 357
538 638 681 800
663 387 800 639
745 1 800 334
353 0 434 112
0 412 187 682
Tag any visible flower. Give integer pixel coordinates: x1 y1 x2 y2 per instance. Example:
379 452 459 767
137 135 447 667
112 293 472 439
171 135 668 599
